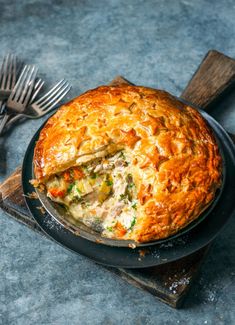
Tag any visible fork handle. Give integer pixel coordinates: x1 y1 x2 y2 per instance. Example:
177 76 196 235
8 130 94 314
0 100 5 114
0 113 12 135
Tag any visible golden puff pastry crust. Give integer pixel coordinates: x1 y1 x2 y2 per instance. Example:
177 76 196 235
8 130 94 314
33 85 222 243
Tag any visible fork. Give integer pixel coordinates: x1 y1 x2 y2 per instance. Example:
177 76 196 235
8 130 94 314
0 79 71 134
0 65 38 135
0 54 17 112
0 78 45 132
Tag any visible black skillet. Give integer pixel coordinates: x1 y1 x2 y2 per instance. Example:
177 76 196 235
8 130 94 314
22 51 235 268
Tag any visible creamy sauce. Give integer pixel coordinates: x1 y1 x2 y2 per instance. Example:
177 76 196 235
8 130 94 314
46 151 138 239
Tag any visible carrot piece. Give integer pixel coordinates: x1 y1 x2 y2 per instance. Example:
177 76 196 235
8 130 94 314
115 222 127 237
73 167 85 180
49 188 66 198
63 171 71 182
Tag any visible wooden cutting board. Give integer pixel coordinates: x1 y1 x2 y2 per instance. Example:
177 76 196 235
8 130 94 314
1 50 235 308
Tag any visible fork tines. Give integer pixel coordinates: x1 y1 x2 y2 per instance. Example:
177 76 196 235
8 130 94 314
0 54 17 91
30 78 45 104
9 65 38 104
34 79 71 112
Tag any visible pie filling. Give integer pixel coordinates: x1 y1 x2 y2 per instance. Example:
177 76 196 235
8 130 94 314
45 151 138 239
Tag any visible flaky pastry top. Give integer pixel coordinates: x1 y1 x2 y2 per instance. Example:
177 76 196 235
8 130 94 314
33 85 222 242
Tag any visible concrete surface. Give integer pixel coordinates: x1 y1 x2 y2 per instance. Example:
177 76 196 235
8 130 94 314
0 0 235 324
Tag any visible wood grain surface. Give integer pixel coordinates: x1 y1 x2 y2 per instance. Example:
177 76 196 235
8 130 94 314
0 166 212 308
1 50 235 308
181 50 235 109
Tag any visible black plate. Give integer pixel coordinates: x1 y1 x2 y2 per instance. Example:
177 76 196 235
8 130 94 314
22 110 235 268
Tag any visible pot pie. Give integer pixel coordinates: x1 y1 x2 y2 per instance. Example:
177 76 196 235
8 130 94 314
33 85 222 243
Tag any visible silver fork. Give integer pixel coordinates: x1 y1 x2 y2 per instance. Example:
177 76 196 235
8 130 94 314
1 79 71 133
0 54 17 113
0 78 45 133
0 65 38 135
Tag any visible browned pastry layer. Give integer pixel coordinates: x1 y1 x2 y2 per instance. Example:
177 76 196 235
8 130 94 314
33 85 222 243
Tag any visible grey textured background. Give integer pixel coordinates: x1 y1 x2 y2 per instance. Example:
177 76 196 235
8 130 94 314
0 0 235 324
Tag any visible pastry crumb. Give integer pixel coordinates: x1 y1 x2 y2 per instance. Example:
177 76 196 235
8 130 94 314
36 206 46 214
24 191 38 199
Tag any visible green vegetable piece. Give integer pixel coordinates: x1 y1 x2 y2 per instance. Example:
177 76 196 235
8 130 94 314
119 194 127 201
75 187 82 198
105 179 113 186
83 166 89 172
119 151 126 159
130 216 136 229
67 183 75 193
106 226 113 232
90 172 97 179
94 216 101 223
131 203 137 210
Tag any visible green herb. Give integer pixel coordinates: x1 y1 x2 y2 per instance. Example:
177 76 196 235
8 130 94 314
67 183 75 193
94 216 101 223
119 194 127 201
126 174 135 189
119 194 129 204
83 166 89 173
127 189 133 201
106 226 113 232
105 179 113 186
90 172 97 179
129 217 136 230
119 151 126 159
131 203 137 210
76 187 82 197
